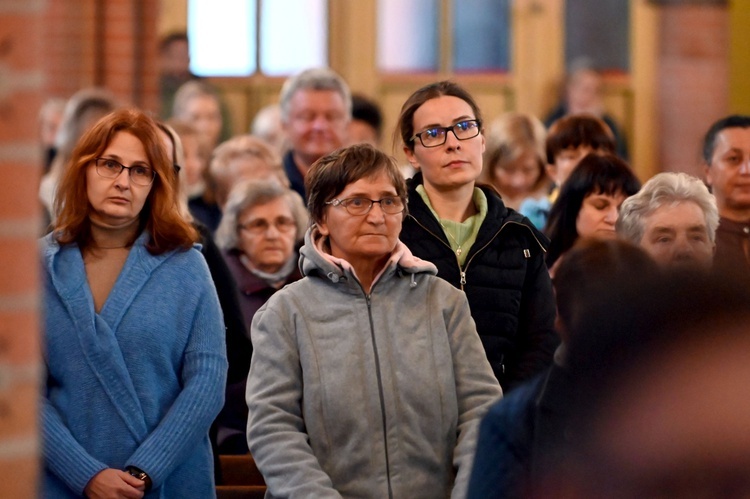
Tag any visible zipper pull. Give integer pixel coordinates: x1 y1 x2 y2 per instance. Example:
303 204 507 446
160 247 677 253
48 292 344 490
460 271 467 286
523 248 530 259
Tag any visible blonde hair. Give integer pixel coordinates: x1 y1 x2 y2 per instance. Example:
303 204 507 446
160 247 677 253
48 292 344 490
481 112 547 189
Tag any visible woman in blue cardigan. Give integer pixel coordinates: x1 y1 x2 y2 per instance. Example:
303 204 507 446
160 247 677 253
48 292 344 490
42 108 227 498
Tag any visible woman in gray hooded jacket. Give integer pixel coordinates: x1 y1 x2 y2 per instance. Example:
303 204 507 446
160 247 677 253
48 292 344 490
246 144 501 499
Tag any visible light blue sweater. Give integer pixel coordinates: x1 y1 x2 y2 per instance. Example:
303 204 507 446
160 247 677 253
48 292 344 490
41 232 227 498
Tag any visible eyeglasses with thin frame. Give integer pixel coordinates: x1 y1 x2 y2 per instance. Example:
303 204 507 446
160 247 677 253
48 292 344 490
239 217 297 235
325 196 405 216
94 158 156 186
410 119 482 148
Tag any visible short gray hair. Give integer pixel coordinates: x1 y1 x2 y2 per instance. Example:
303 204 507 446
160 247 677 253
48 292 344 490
215 179 308 250
279 67 352 123
172 80 220 119
617 172 719 244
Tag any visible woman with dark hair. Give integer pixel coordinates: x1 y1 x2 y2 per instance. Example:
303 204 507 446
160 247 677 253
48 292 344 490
397 80 558 391
42 108 227 498
544 153 641 270
246 143 500 498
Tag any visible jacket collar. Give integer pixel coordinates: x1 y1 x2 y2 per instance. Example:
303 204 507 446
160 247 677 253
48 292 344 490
405 172 549 248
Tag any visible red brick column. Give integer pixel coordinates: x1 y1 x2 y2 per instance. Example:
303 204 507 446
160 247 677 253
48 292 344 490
657 4 729 176
42 0 160 112
0 1 45 497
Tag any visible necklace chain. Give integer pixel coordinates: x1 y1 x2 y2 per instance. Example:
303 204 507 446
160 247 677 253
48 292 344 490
439 221 468 256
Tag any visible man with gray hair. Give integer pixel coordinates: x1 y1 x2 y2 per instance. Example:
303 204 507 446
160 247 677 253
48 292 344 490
617 172 717 270
279 67 351 199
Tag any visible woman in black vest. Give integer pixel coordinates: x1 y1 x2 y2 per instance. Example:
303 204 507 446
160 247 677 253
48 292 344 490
397 81 558 392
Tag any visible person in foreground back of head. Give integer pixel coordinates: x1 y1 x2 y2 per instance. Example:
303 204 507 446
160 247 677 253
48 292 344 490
617 171 717 270
467 238 658 499
246 143 501 498
535 271 750 497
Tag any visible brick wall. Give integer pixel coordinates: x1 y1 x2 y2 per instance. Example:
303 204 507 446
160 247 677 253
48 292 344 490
657 4 729 177
0 1 45 497
42 0 160 112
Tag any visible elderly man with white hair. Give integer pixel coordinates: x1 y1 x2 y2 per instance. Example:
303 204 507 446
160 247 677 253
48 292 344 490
617 172 718 270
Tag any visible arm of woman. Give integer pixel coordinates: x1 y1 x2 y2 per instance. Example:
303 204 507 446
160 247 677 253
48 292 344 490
42 398 109 495
246 301 343 499
512 244 558 388
441 285 504 499
124 270 228 489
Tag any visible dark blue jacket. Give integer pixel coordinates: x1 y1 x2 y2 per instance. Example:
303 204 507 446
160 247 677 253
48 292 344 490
399 173 558 391
467 364 572 498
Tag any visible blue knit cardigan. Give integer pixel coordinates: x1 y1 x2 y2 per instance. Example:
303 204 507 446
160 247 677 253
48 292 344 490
41 232 227 498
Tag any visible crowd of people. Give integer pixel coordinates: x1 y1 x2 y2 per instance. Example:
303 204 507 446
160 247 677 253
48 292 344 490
35 34 750 498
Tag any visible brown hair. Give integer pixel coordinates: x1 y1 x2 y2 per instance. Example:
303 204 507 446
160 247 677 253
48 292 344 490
395 80 484 153
545 114 616 164
54 108 198 254
305 143 407 225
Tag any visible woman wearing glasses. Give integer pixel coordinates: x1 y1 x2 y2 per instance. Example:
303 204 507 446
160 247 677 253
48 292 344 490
246 143 501 498
42 108 227 498
397 81 558 392
213 179 306 454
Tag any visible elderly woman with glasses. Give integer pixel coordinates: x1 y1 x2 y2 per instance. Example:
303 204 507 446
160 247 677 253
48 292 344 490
397 81 558 393
246 143 501 498
213 179 306 454
41 108 227 498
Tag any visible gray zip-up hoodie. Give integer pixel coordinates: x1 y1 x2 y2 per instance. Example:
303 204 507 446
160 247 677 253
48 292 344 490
246 227 502 499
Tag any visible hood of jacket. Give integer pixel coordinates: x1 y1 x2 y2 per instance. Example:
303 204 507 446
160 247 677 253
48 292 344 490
298 225 437 293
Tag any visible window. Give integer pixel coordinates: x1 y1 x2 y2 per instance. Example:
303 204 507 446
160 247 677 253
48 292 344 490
188 0 327 77
377 0 510 73
453 0 510 72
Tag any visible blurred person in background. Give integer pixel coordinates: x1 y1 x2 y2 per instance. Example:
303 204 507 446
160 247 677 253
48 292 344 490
209 134 289 211
158 32 197 120
38 97 66 173
250 103 287 156
481 112 552 228
544 153 640 271
702 115 750 282
618 172 717 271
348 93 384 148
172 81 231 232
279 67 351 199
213 180 306 454
545 114 616 203
544 59 628 160
39 88 118 226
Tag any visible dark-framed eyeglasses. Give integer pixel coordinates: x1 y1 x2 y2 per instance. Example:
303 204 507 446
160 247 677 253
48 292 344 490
410 119 482 148
94 158 156 186
239 217 297 235
325 196 406 216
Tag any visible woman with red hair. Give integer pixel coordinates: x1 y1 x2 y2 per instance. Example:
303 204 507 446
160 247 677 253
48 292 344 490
42 108 227 498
